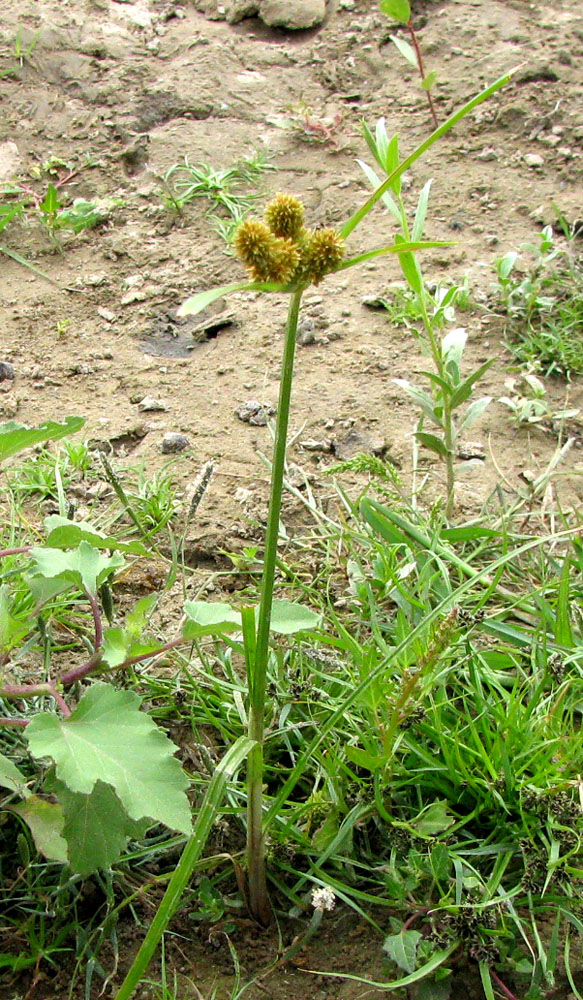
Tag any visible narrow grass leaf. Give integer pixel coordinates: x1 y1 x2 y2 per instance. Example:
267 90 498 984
178 281 284 318
308 942 459 989
114 736 255 1000
554 556 572 646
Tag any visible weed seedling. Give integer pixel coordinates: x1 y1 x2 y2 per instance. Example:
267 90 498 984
379 0 438 128
493 225 583 378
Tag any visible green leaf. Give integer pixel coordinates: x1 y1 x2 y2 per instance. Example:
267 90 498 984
342 69 518 241
28 542 125 597
0 242 55 282
430 842 451 881
380 0 410 21
395 233 422 293
183 600 241 637
269 599 321 634
415 431 448 457
0 417 85 463
414 975 452 1000
390 34 418 67
459 396 492 432
356 158 401 223
422 70 437 91
26 682 192 835
0 585 29 655
360 498 409 546
394 380 441 425
338 239 452 273
555 557 573 647
345 745 389 771
413 800 455 836
40 182 60 216
125 593 158 639
0 202 24 234
0 752 28 794
54 778 148 875
383 930 423 974
412 179 433 242
44 515 147 555
12 795 68 863
178 280 285 318
449 360 494 409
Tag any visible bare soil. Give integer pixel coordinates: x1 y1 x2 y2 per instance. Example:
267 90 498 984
1 0 583 997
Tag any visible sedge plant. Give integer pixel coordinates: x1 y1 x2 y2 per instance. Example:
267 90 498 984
169 70 517 932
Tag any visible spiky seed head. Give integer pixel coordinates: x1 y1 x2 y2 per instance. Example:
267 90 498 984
233 218 300 283
267 238 300 284
305 228 345 285
265 193 305 240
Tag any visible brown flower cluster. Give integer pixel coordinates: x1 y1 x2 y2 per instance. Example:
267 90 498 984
234 193 345 287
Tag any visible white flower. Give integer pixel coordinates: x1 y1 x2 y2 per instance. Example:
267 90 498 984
311 886 336 912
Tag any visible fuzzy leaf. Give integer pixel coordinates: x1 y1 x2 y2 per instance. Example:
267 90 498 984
395 233 422 293
12 795 68 863
383 930 423 974
415 432 448 457
394 379 441 425
380 0 410 21
449 360 494 409
412 179 433 242
269 600 321 634
26 682 192 835
390 34 418 67
28 542 125 598
0 417 85 463
422 70 437 91
459 396 492 432
54 778 149 875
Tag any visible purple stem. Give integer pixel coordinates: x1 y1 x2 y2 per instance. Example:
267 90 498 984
0 546 31 558
85 590 103 650
490 969 518 1000
0 717 29 727
407 21 438 128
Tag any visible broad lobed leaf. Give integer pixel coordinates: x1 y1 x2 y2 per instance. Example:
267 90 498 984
26 682 192 836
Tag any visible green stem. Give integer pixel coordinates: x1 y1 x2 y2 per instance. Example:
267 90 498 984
246 287 303 925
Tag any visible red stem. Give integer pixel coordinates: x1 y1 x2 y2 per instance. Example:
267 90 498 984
407 22 438 128
490 968 518 1000
0 547 31 558
85 590 103 650
0 717 29 727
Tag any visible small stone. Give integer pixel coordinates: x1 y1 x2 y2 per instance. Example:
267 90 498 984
0 393 19 418
361 295 386 310
235 400 275 426
98 307 116 323
161 432 190 454
558 146 573 159
524 153 544 168
259 0 326 30
0 140 22 183
138 397 169 412
476 147 501 162
300 438 333 452
0 362 15 381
